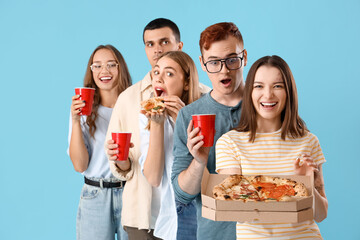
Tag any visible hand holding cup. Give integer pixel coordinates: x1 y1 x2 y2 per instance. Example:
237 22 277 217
74 87 95 116
71 95 86 121
110 132 132 161
186 119 211 166
191 114 216 147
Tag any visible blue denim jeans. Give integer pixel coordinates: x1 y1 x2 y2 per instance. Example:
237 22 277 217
176 199 197 240
76 179 128 240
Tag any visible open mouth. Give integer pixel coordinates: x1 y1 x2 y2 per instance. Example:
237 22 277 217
100 76 112 82
155 87 165 97
260 102 277 108
220 78 232 86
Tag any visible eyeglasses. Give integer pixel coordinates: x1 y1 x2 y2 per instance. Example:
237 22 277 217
90 62 118 72
202 50 245 73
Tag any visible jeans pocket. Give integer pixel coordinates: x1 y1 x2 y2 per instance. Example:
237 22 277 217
80 184 99 199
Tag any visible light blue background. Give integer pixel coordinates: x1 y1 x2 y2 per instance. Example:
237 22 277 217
1 0 359 239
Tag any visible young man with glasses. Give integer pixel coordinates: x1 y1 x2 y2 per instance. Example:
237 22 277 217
105 18 210 239
171 22 247 240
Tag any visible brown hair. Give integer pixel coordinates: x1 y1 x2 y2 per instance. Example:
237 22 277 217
236 55 307 142
199 22 244 55
83 45 132 138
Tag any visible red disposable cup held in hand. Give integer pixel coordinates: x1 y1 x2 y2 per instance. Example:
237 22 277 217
192 114 216 147
75 87 95 116
111 132 132 161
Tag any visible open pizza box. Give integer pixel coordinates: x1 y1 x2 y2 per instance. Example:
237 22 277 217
201 169 314 223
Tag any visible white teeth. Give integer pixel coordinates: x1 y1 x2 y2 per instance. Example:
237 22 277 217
100 77 111 80
261 102 276 106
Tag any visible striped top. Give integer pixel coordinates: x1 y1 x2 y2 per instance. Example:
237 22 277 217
215 129 326 239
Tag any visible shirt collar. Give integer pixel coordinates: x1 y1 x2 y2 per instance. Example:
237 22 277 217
140 71 152 92
206 91 242 110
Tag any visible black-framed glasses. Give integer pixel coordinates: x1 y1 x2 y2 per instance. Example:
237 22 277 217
90 61 118 72
202 50 245 73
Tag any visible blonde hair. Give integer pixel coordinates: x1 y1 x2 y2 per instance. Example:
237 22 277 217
146 51 200 130
158 51 200 105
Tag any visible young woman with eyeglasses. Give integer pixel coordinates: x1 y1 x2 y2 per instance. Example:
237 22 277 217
67 45 132 240
215 55 328 239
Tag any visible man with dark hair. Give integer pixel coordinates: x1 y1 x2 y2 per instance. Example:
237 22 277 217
105 18 210 239
142 18 182 68
171 22 247 240
143 18 181 43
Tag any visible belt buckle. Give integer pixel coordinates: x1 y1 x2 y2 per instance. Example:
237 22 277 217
99 179 104 189
117 181 124 188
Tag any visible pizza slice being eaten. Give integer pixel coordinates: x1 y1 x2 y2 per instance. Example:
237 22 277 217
141 97 165 113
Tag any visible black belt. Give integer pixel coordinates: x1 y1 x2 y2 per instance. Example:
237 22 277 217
84 177 126 188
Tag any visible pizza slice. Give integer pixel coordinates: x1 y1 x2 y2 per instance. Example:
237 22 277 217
141 97 165 113
213 175 260 202
247 175 308 201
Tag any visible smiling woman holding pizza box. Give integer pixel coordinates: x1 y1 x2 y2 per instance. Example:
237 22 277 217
215 55 328 239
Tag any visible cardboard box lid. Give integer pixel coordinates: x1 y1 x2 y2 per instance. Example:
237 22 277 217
202 206 314 223
201 168 314 212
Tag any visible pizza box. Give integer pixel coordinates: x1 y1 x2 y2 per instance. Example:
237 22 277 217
201 169 314 223
202 206 313 223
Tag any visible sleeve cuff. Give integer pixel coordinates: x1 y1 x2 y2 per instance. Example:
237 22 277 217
172 174 199 204
109 159 134 181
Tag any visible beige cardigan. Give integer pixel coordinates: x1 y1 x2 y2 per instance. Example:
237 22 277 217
105 72 211 230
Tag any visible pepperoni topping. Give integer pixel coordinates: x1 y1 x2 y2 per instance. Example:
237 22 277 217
254 181 295 200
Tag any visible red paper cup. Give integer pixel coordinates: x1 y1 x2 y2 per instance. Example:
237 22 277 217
192 114 216 147
111 132 132 161
75 87 95 116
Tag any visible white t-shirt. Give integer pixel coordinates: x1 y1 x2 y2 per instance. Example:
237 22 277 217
138 113 178 240
67 105 114 179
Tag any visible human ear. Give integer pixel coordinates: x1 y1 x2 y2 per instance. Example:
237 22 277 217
177 41 184 51
199 56 206 72
183 80 190 91
243 49 248 67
